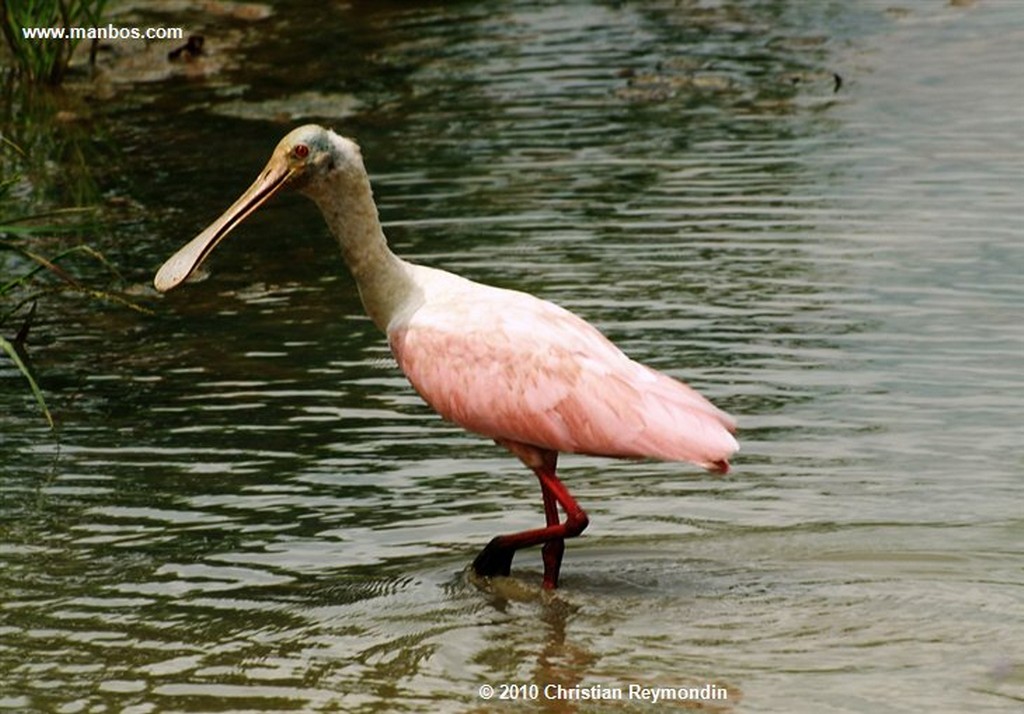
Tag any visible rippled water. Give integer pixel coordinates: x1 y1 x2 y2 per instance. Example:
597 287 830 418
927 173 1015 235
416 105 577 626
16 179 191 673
2 1 1022 712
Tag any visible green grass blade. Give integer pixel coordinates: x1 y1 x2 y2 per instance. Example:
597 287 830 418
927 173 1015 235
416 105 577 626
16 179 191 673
0 333 54 428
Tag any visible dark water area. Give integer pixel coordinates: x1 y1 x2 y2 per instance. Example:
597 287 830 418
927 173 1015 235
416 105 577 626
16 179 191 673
2 1 1022 712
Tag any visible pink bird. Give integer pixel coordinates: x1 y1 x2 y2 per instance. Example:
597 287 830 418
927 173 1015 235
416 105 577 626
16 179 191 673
155 125 739 589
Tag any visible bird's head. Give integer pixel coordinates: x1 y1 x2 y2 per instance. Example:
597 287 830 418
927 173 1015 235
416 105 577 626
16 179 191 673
154 124 363 292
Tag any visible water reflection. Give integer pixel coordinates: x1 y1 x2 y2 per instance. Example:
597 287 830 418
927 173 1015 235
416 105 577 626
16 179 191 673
3 0 1023 711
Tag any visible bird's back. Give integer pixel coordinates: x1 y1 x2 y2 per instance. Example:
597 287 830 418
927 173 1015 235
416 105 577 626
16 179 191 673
388 265 738 472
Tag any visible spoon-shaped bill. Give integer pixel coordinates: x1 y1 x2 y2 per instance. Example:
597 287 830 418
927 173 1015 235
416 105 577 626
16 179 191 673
154 159 294 292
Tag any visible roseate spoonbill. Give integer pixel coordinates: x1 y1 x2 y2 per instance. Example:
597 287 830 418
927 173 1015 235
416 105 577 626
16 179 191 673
155 125 738 589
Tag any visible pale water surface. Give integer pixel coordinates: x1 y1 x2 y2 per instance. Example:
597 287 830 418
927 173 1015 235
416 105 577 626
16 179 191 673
2 1 1022 712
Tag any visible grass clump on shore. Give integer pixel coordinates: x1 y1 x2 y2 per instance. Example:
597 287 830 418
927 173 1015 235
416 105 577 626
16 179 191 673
1 0 109 85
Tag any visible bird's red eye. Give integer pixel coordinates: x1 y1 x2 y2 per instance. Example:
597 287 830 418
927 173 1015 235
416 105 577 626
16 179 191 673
294 144 310 159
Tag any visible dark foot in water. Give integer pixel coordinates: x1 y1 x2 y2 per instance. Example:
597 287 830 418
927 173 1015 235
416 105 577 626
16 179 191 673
472 537 516 578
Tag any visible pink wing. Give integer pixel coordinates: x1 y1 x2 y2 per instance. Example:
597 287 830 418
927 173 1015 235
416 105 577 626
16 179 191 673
388 284 738 473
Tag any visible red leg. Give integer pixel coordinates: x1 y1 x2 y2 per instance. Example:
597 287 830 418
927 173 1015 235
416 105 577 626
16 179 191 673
472 449 589 589
536 474 563 588
541 479 559 526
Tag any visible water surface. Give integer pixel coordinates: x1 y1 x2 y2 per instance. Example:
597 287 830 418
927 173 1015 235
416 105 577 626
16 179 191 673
2 1 1022 712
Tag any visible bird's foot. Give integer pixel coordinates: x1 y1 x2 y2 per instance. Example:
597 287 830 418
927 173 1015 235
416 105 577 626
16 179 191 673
472 537 516 578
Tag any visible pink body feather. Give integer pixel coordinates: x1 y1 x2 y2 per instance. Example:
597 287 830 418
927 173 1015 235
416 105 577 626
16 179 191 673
389 268 738 473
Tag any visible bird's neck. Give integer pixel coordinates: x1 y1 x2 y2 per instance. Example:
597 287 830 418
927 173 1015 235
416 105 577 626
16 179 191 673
311 171 418 333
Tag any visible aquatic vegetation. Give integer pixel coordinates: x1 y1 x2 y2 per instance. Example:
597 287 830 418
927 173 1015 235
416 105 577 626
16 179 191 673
0 0 109 85
0 132 146 428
